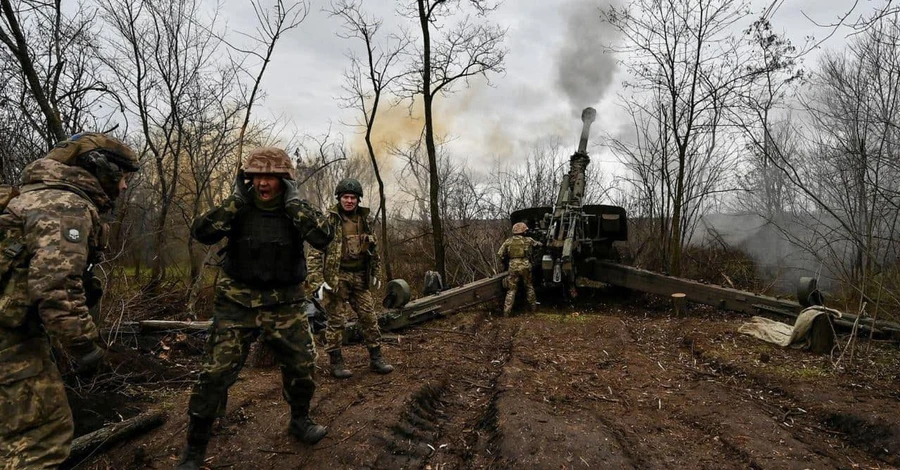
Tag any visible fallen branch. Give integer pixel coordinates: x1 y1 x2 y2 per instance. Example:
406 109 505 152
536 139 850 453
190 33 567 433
416 327 476 336
66 410 166 464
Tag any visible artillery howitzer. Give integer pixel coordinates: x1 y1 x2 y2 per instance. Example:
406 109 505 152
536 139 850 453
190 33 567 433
509 107 627 296
364 107 900 344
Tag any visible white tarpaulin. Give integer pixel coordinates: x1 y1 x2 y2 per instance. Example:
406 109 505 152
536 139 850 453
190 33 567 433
738 306 842 349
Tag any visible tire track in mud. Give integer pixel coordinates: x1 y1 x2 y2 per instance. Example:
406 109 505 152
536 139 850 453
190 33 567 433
681 339 900 467
627 319 844 469
372 321 518 470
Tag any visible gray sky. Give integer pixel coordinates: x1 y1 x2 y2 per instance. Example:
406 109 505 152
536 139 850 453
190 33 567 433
221 0 871 175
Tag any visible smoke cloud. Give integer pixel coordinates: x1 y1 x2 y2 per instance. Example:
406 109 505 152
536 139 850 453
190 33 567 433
555 0 620 113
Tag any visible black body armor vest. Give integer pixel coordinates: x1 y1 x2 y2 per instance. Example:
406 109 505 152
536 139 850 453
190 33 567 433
223 205 306 287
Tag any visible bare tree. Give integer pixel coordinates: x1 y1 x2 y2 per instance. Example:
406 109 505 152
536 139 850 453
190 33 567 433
604 0 749 275
99 0 234 286
788 15 900 319
229 0 308 170
330 0 408 279
0 0 118 149
398 0 506 283
733 17 803 219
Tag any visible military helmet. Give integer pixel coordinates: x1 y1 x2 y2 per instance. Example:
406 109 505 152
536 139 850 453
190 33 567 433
48 132 140 172
512 222 528 234
242 147 296 180
334 178 363 199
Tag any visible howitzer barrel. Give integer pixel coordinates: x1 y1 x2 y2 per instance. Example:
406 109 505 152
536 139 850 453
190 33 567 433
577 107 597 154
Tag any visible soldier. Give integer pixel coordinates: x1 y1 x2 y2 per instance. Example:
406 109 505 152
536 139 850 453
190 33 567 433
497 222 542 316
176 148 333 470
307 178 393 379
0 133 140 469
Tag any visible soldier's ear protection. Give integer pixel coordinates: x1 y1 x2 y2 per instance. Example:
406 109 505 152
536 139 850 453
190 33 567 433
77 150 126 199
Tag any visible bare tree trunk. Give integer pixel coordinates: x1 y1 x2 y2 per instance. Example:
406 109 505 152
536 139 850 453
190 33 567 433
417 0 446 282
0 0 66 143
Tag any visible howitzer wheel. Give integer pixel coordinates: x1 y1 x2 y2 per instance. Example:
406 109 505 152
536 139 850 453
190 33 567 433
797 277 824 307
383 279 412 309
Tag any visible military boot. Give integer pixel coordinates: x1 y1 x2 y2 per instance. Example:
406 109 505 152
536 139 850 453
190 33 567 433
288 407 327 444
176 416 213 470
368 346 394 374
328 350 353 379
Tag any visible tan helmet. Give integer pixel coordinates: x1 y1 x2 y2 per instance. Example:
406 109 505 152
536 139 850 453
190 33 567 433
242 147 295 180
47 132 140 171
512 222 528 234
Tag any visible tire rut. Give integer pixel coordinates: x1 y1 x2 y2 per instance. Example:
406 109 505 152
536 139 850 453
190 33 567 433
372 321 517 470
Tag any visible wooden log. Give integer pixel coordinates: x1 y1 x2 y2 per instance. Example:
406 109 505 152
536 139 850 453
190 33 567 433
137 320 211 331
66 410 166 464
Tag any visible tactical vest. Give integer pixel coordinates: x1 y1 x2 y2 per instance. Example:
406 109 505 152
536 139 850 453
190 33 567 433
339 213 369 272
223 205 306 288
508 236 529 259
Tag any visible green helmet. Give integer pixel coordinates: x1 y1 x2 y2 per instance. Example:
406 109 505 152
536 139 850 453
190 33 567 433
335 178 363 199
48 132 140 172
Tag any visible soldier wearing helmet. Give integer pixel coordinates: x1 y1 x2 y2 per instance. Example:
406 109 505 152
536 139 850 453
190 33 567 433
176 147 334 470
0 132 139 467
497 221 543 316
306 178 393 379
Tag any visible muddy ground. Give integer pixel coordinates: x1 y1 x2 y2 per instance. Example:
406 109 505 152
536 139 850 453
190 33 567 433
68 290 900 470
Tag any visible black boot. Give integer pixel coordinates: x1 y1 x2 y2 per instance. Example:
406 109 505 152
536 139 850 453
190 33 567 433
288 408 327 444
368 346 394 374
176 417 213 470
328 350 353 379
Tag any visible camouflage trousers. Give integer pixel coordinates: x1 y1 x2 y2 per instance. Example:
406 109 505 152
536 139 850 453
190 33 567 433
323 270 381 352
0 338 73 469
187 295 318 420
504 259 537 316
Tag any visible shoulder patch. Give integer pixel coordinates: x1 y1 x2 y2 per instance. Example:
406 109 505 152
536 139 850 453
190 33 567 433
64 228 82 242
59 216 91 254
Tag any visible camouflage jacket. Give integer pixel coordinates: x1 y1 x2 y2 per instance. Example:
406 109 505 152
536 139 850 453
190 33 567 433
497 235 542 268
0 158 110 353
192 194 332 311
306 204 381 293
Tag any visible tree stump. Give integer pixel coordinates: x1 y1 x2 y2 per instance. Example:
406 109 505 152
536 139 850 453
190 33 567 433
671 293 687 317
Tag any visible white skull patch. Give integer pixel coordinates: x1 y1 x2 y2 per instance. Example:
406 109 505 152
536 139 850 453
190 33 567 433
65 228 81 242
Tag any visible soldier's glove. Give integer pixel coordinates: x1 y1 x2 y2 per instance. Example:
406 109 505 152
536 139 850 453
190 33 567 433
315 282 332 301
282 178 301 206
370 276 381 289
70 341 107 376
231 170 251 206
84 272 104 308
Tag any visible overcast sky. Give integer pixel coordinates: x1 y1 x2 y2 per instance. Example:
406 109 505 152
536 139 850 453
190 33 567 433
220 0 874 176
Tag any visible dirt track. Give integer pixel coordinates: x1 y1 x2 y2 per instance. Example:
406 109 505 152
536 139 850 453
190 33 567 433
74 293 900 470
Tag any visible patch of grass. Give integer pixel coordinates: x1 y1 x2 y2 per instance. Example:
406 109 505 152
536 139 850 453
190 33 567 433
533 312 598 324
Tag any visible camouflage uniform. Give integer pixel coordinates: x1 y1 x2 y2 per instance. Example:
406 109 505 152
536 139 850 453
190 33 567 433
497 234 542 316
307 204 382 353
0 158 112 469
187 191 332 422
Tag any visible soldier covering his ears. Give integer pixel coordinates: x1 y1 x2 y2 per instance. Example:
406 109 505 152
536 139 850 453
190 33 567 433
176 148 333 470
